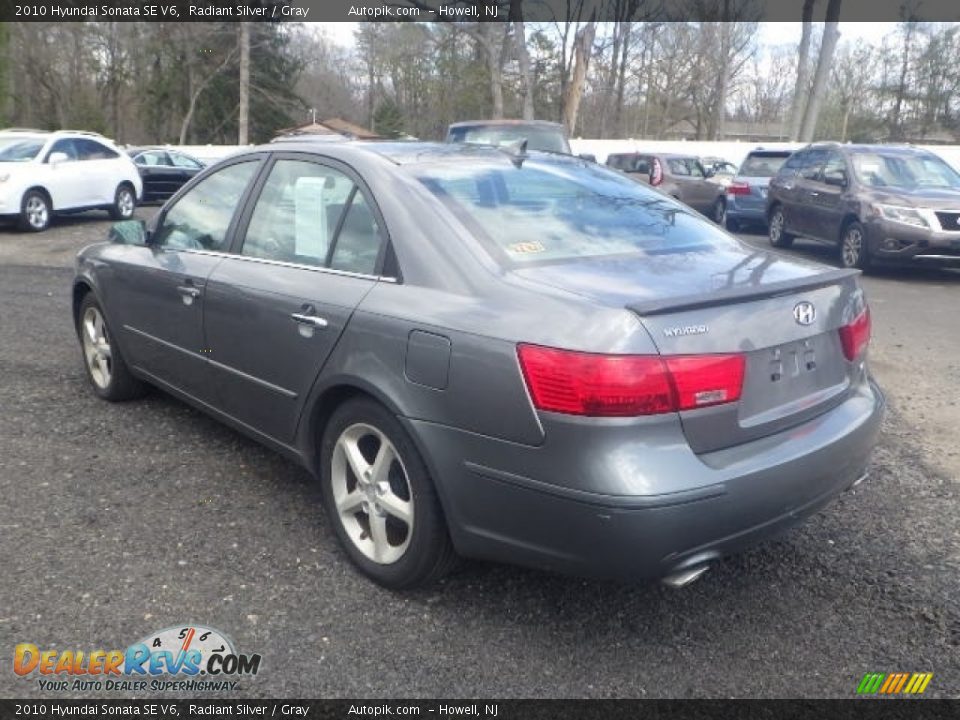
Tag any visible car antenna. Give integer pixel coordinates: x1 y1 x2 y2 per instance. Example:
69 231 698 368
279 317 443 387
500 138 528 167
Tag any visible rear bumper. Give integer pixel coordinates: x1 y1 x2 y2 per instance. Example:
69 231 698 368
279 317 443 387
409 376 885 581
726 196 768 223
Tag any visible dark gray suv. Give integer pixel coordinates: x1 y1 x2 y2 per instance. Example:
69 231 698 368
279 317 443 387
766 143 960 269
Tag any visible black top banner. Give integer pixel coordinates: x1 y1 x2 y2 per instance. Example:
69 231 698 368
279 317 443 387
1 0 959 23
1 700 959 720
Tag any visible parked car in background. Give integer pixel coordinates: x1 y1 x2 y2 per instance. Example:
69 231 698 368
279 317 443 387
128 147 205 204
607 151 726 223
767 143 960 269
701 156 739 186
725 149 793 231
446 120 572 155
0 130 140 232
73 141 882 589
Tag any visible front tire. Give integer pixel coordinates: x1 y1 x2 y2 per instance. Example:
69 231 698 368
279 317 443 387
77 294 147 401
110 184 137 220
841 220 872 270
768 205 794 248
320 397 457 589
19 190 52 232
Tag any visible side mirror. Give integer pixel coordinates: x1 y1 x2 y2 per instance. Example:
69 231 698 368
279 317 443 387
703 168 716 178
578 153 597 163
48 152 70 165
109 219 149 246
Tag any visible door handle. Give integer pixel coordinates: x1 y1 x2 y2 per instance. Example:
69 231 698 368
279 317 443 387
291 313 328 329
177 286 201 299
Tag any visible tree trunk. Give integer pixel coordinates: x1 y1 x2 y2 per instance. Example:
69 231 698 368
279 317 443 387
562 22 596 136
614 22 632 137
890 22 916 141
238 23 250 144
841 104 850 141
799 0 842 142
513 21 534 120
788 0 816 141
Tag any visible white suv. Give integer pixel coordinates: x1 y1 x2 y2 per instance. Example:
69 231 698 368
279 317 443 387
0 130 142 232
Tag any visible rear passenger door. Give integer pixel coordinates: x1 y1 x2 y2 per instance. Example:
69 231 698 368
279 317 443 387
786 148 829 237
202 154 387 444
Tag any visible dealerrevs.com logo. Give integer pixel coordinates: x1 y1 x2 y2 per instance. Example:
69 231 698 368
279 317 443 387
14 625 262 693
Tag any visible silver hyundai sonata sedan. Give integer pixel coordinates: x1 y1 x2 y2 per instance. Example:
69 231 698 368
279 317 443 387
73 142 884 589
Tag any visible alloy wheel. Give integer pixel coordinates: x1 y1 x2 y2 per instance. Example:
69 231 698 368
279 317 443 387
769 211 783 242
117 188 135 218
842 227 863 268
25 195 49 230
82 306 113 389
330 422 414 565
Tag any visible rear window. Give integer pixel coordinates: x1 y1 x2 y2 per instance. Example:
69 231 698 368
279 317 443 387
414 160 736 265
448 125 570 154
739 153 790 177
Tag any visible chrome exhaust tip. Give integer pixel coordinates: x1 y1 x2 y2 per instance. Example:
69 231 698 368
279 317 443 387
661 564 711 589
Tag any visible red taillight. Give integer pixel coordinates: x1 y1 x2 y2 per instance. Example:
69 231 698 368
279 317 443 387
839 307 871 360
727 180 751 195
664 355 745 410
650 158 663 186
517 345 745 417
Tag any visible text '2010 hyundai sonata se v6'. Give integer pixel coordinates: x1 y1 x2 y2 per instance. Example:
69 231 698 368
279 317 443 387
73 142 884 589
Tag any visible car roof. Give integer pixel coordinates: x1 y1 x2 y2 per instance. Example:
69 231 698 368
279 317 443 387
250 140 580 168
808 142 931 156
448 119 565 129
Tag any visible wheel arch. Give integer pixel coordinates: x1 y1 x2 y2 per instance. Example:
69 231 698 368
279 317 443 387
838 213 862 241
298 378 457 526
71 279 95 336
23 185 54 210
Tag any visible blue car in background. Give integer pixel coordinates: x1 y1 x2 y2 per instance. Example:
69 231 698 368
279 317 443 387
725 149 793 231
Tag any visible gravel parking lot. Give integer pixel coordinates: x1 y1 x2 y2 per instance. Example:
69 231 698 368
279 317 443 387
1 213 958 699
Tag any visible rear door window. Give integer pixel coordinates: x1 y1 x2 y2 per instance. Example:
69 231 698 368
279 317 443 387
799 149 828 180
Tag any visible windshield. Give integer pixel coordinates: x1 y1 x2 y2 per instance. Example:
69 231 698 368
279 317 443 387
449 125 571 154
739 153 790 178
851 152 960 190
0 138 45 162
415 160 736 265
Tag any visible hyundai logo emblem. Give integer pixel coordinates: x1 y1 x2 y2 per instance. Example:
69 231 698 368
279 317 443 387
793 301 816 326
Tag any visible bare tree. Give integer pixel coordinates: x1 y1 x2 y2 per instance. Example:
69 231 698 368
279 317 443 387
562 20 596 135
513 21 535 119
238 23 250 144
788 0 817 140
798 0 842 141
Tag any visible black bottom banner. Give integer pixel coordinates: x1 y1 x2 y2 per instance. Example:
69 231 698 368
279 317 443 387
1 700 958 720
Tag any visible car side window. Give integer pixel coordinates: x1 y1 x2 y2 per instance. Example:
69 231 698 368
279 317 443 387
47 138 79 161
329 191 383 275
170 152 202 170
153 161 259 252
138 151 170 167
76 139 120 160
821 153 848 186
634 157 650 174
799 149 828 180
241 159 356 268
668 159 690 176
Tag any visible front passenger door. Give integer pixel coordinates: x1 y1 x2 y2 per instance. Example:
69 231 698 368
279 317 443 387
108 158 262 403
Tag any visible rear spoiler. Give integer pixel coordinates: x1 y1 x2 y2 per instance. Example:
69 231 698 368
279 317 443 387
628 268 860 316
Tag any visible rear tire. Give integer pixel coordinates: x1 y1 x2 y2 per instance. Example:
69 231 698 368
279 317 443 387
710 197 726 225
19 190 52 232
320 397 458 589
109 184 137 220
840 220 872 271
768 205 794 248
77 294 148 401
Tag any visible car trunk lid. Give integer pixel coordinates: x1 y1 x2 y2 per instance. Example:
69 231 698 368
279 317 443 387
512 252 866 453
